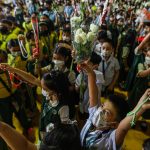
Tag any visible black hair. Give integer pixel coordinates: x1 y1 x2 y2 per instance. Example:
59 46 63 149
26 30 34 41
42 70 69 105
6 16 16 24
54 46 72 69
7 39 19 48
45 0 53 5
39 20 55 33
97 30 108 41
0 19 12 27
108 94 130 122
143 138 150 150
40 124 81 150
103 38 115 48
63 27 71 34
90 52 102 65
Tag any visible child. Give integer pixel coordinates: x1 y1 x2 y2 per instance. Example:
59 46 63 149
75 52 104 121
39 46 78 119
79 62 150 150
0 64 71 140
98 38 120 96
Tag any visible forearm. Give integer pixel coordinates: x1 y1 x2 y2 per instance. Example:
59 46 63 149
0 122 37 150
116 107 144 146
138 33 150 50
137 68 150 77
10 67 41 87
88 71 98 107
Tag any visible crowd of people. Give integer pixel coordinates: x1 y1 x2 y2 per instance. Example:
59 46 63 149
0 0 150 150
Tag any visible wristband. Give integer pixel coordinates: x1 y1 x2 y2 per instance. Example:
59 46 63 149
127 96 150 127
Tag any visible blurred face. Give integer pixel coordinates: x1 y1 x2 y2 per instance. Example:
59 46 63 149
9 46 20 52
117 19 124 26
101 100 118 122
41 79 58 102
53 53 65 61
62 32 71 42
101 42 113 59
53 53 65 70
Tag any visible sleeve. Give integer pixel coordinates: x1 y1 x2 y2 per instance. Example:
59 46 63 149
107 130 121 150
137 63 145 73
134 47 142 55
122 47 129 59
59 106 70 122
114 58 120 71
88 105 98 120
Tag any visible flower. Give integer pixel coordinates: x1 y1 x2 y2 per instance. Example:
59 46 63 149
87 32 95 42
75 31 87 44
90 24 99 33
70 16 82 28
75 28 84 35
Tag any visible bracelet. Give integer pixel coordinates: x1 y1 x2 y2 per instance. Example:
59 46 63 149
127 96 150 127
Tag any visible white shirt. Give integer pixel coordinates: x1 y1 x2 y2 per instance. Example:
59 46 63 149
98 55 120 87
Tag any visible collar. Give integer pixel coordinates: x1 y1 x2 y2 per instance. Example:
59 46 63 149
101 54 113 63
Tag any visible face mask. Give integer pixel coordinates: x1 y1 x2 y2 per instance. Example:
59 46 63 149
49 100 59 107
53 60 65 70
11 51 21 57
95 43 102 56
40 30 48 36
62 36 71 42
42 89 59 107
101 49 112 58
145 56 150 65
42 88 51 100
92 107 111 129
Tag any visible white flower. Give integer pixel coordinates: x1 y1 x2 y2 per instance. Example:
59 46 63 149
87 32 95 42
90 24 99 33
75 28 83 35
70 16 82 27
80 32 87 44
75 31 87 44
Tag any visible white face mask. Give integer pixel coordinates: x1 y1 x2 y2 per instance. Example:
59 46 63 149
42 88 59 107
101 49 112 58
94 43 102 56
42 88 50 100
62 36 70 42
145 56 150 65
92 107 111 129
53 60 65 70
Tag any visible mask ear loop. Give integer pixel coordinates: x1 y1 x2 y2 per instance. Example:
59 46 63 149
127 96 150 127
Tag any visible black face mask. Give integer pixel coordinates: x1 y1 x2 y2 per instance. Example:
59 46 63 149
40 30 49 36
0 27 9 34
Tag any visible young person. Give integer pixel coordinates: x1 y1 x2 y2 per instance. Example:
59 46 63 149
79 62 150 150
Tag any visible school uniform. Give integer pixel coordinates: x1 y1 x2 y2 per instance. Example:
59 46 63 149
98 55 120 91
39 98 69 140
80 105 121 150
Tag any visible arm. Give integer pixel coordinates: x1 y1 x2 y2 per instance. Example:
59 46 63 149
137 68 150 78
0 121 37 150
135 33 150 54
80 63 98 108
115 89 150 146
0 63 41 87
